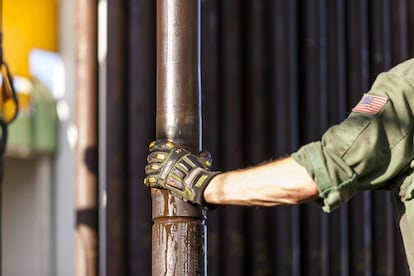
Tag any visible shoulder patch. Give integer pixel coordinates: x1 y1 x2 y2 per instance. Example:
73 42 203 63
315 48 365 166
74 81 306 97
352 94 388 115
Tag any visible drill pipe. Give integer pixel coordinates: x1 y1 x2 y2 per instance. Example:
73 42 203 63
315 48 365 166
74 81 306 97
153 0 207 275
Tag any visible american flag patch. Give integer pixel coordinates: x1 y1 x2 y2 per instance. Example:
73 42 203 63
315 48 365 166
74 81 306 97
352 94 388 115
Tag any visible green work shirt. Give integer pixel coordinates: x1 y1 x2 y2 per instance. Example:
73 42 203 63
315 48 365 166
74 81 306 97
292 58 414 273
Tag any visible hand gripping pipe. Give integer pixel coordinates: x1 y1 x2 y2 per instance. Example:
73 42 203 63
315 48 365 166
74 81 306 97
153 0 207 275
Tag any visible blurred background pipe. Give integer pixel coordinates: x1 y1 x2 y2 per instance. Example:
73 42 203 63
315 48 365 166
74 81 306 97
75 0 99 275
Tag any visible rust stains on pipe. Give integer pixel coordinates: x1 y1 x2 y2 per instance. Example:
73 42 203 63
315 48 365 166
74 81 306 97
75 0 98 275
153 0 206 275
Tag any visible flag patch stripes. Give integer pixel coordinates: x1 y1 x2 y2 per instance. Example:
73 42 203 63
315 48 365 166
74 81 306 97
352 94 388 115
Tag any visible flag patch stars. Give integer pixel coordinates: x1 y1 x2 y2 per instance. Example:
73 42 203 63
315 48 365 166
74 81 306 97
352 94 388 115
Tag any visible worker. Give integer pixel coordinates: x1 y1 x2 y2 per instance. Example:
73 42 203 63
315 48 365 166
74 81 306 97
144 58 414 273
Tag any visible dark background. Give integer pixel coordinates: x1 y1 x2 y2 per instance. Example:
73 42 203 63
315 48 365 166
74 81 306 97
106 0 414 275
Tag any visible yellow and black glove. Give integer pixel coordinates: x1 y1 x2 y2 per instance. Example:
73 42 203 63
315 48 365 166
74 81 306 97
144 140 220 208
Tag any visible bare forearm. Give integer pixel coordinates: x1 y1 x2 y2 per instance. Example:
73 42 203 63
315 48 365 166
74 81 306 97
204 157 319 206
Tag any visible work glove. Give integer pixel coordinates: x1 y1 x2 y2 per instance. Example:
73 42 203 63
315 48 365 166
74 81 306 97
144 140 221 208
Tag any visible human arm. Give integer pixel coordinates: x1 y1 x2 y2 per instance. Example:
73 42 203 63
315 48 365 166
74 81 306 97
144 59 414 211
203 157 319 206
144 140 319 208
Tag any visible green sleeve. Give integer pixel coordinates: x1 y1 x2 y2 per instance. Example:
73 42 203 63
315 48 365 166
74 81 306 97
292 58 414 213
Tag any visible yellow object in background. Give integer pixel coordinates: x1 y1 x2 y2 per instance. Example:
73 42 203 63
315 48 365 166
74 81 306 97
3 0 58 77
0 64 18 123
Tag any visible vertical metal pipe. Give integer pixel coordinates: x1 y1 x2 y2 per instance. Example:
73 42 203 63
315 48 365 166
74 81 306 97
128 0 155 275
219 2 246 275
75 0 98 275
106 0 128 274
200 1 220 274
153 0 206 275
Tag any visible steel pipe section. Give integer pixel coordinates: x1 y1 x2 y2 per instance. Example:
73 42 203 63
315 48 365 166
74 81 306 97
153 0 206 275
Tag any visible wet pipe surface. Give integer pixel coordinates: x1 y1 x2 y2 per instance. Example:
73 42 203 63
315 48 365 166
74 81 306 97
152 188 206 276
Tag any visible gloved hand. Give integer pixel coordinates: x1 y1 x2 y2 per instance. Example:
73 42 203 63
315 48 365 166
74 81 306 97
144 140 220 208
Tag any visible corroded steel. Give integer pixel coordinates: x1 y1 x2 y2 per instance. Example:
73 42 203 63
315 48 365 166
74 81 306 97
153 0 206 275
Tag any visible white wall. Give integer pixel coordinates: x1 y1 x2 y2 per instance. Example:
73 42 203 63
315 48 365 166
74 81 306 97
54 0 76 275
3 157 53 276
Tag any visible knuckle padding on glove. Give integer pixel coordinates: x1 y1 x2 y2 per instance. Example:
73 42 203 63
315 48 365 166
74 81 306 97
145 142 220 208
184 167 205 186
158 149 187 184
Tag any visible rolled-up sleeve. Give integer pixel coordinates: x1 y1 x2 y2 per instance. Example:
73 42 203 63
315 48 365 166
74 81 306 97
292 58 414 213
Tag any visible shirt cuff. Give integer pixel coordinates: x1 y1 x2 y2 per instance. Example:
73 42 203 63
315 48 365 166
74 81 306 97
291 142 358 212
